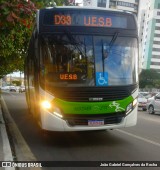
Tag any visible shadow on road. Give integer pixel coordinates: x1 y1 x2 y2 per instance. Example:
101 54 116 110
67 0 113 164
36 129 128 148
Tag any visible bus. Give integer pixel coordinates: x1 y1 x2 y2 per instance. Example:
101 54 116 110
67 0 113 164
25 6 139 132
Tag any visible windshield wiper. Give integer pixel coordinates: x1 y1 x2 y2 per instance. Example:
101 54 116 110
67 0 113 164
103 32 119 59
64 30 85 57
102 32 119 73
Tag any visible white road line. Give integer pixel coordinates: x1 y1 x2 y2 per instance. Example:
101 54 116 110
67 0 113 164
117 129 160 147
138 115 160 123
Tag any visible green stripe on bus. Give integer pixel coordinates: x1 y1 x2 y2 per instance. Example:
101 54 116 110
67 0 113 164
53 96 133 114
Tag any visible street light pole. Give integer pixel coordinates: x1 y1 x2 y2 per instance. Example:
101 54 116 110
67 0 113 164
20 71 22 86
10 74 12 86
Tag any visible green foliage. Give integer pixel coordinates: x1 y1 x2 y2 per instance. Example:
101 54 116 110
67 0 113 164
0 0 36 76
139 69 160 88
32 0 69 7
12 80 21 86
0 0 70 77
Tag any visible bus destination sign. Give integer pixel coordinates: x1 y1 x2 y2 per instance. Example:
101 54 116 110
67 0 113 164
53 73 82 81
53 14 127 28
43 11 128 28
54 15 113 27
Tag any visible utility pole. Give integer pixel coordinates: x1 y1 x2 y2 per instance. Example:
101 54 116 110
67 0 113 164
10 74 12 86
20 71 22 86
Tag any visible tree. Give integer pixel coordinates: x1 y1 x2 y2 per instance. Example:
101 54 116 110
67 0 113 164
139 69 160 88
0 0 67 78
12 80 21 86
34 0 69 6
0 0 36 77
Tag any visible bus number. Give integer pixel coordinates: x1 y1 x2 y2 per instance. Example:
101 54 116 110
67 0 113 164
54 15 71 25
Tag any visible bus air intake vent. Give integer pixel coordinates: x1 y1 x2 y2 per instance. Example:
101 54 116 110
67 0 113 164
64 112 125 126
52 85 137 102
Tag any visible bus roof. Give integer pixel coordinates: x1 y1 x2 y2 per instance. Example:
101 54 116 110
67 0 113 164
41 6 134 15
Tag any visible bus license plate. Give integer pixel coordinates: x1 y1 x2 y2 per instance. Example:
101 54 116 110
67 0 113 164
88 120 104 126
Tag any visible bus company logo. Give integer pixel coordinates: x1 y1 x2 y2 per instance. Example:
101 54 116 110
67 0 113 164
109 101 125 112
74 106 92 111
89 97 103 101
93 105 108 111
2 162 11 167
92 106 100 111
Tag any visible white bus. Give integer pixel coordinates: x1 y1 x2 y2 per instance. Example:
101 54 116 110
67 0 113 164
25 7 139 131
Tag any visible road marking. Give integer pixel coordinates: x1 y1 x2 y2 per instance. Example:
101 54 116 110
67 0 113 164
117 129 160 147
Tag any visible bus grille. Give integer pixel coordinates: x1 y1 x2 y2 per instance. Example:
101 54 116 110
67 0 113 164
64 113 125 127
52 85 137 102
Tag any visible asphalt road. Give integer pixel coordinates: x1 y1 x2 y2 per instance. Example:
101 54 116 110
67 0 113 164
1 91 160 170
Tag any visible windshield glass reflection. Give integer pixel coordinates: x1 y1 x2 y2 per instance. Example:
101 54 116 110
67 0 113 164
39 34 138 87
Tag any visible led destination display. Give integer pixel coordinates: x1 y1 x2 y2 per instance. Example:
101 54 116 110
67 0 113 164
43 10 129 28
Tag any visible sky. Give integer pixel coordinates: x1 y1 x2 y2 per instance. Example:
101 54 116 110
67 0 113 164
75 0 83 5
10 72 24 78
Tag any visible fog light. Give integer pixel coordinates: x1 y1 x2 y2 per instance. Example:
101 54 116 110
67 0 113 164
41 100 52 109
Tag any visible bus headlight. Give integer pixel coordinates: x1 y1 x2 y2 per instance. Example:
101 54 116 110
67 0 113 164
41 100 52 109
126 98 137 115
41 100 63 118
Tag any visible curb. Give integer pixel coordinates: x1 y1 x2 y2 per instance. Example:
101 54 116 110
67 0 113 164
0 95 42 170
0 96 15 170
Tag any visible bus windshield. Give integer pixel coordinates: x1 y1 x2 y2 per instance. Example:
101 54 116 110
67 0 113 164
39 34 138 87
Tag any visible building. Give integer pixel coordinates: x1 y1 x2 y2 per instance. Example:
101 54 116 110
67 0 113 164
137 0 149 71
83 0 139 16
83 0 109 8
140 0 160 72
109 0 139 16
67 0 83 6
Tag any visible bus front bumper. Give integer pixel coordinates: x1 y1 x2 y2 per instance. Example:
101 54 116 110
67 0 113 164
40 106 137 131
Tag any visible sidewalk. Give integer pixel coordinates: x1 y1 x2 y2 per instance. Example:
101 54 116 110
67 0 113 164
0 93 42 170
0 95 15 170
